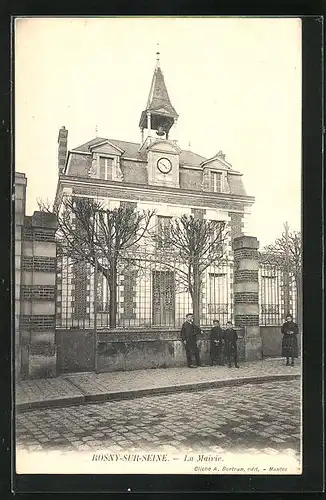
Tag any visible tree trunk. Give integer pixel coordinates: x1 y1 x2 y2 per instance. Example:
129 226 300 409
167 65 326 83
283 270 290 317
109 261 118 328
192 265 202 326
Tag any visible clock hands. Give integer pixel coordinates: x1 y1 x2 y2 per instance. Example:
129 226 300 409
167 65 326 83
157 158 172 174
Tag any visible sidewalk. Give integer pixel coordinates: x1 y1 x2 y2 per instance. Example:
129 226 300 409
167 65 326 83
16 358 301 412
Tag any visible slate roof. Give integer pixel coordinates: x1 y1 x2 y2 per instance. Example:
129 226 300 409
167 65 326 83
73 137 207 167
145 66 178 117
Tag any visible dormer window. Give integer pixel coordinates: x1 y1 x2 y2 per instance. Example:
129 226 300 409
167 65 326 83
211 172 222 193
99 157 113 180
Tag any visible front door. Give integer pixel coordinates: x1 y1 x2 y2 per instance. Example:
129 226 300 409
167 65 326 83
152 271 175 326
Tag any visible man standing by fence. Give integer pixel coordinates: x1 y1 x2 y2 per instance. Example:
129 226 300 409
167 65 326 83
224 321 239 368
180 313 202 368
210 319 225 366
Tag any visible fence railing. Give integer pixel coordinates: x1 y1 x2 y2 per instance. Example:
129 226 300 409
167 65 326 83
259 262 298 325
56 251 299 329
56 249 233 329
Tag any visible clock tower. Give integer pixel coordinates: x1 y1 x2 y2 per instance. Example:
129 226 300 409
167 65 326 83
139 50 181 188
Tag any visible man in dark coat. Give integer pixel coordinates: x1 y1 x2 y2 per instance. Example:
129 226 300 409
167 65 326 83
180 313 201 368
224 321 239 368
210 320 225 366
281 313 299 366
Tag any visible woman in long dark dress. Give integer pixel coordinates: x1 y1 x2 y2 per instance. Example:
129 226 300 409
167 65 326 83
281 314 299 366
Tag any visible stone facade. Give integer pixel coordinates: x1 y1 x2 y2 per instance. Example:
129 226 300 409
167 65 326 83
17 194 58 380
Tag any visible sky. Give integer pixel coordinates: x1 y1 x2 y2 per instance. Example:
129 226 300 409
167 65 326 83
15 17 302 247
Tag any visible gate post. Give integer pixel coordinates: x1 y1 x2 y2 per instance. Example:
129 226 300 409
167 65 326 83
19 211 58 379
232 235 262 361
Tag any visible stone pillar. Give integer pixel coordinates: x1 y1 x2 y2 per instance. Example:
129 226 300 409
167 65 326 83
20 210 58 379
232 235 261 361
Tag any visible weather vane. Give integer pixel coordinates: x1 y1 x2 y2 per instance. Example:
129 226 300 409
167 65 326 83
156 42 160 65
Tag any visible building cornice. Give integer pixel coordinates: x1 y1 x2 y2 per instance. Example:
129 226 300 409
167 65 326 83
90 139 124 154
201 157 232 169
70 149 92 156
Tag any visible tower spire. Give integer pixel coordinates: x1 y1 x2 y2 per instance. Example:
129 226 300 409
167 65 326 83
139 48 178 141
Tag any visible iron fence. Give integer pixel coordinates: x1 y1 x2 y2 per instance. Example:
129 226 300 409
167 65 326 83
56 249 300 330
259 261 299 325
56 247 233 329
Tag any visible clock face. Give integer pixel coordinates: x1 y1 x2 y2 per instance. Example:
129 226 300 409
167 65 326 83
157 157 172 174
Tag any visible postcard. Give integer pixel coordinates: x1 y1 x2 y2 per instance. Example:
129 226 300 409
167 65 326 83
14 16 302 475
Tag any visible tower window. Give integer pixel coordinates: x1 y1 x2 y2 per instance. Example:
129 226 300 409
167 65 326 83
99 157 113 180
211 172 222 193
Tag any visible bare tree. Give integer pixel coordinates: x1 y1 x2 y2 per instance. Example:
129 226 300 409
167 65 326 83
39 196 155 328
153 215 229 325
261 223 301 324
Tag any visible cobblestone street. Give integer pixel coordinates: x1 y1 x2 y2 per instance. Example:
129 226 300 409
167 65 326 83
16 379 301 458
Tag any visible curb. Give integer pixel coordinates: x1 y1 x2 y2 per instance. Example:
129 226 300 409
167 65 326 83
16 395 85 412
84 373 300 404
16 373 300 412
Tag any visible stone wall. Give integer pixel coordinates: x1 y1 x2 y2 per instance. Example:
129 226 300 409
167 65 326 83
19 210 58 379
260 325 302 359
56 329 95 373
55 328 245 374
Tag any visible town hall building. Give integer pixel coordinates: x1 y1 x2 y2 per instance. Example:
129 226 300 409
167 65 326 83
54 52 255 330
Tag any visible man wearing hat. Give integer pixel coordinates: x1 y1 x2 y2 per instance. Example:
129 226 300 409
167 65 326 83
180 313 202 368
210 319 225 366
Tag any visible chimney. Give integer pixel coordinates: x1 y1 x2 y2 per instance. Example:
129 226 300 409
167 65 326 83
58 126 68 174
